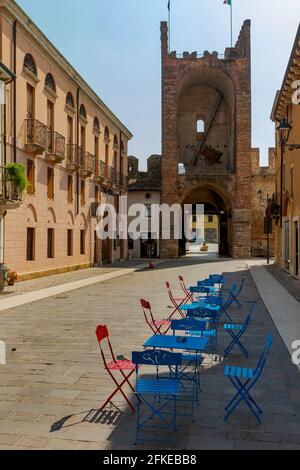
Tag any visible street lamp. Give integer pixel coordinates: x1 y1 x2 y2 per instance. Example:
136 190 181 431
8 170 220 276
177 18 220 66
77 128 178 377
276 119 293 228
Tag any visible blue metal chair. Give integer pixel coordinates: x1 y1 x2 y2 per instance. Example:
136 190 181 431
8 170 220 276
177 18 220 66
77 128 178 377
224 335 273 423
170 319 211 401
223 302 255 358
132 349 182 445
223 278 246 309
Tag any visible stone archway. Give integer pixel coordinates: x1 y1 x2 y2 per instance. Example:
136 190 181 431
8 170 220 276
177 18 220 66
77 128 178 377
180 183 233 257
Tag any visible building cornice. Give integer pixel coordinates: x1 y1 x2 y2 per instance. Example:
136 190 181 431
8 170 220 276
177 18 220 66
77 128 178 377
0 0 133 139
272 22 300 122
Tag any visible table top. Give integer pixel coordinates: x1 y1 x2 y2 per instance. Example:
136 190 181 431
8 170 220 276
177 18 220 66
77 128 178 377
144 334 209 352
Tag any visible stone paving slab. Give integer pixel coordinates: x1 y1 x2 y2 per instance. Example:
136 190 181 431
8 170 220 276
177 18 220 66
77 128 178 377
0 257 299 449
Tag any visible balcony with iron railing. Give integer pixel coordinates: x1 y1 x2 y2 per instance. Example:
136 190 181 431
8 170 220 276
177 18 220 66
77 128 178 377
66 144 83 171
0 166 23 209
46 131 66 163
80 151 95 177
24 119 48 156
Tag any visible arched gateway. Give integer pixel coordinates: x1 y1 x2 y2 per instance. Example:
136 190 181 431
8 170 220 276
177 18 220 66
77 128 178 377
180 184 233 257
160 20 253 259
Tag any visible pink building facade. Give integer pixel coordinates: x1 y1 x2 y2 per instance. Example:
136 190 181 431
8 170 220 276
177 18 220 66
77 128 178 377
0 0 132 280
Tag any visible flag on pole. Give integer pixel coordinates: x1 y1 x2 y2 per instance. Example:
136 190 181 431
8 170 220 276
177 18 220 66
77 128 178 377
168 0 170 11
223 0 233 47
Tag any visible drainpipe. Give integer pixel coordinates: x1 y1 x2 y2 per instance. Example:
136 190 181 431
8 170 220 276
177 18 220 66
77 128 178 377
76 86 80 216
13 21 17 163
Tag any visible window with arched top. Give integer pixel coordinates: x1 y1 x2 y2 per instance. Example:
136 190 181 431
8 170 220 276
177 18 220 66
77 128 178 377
80 104 87 120
45 73 56 93
24 53 37 76
113 135 118 147
104 126 110 140
197 119 205 133
93 117 100 131
66 92 75 109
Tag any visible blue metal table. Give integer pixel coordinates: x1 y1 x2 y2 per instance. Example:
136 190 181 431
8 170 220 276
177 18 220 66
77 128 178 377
144 334 208 352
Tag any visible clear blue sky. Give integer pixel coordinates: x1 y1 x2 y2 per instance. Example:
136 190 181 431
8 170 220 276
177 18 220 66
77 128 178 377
17 0 300 169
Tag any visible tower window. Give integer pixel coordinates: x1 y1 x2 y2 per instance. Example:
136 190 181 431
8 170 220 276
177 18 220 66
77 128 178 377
197 120 205 133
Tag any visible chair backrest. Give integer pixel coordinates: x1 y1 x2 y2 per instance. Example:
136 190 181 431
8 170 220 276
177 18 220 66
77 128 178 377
190 286 210 295
198 279 214 287
171 318 207 334
95 325 117 367
209 274 225 285
229 283 238 294
254 335 273 379
140 298 155 324
166 281 177 306
206 296 222 306
236 278 246 296
242 302 256 331
132 349 182 367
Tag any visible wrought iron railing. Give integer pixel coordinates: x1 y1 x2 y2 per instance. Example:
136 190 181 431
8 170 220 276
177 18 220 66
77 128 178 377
100 161 108 178
47 131 66 159
0 166 22 203
84 152 95 174
109 167 117 183
24 119 48 150
66 144 83 168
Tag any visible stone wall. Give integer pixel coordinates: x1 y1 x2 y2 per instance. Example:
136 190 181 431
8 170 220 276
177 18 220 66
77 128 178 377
160 20 253 258
251 148 276 257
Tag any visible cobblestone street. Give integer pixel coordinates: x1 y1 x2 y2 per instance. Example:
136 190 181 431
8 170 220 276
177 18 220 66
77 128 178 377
0 257 299 450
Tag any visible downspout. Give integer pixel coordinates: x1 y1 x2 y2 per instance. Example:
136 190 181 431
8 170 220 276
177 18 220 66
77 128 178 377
76 86 80 216
13 21 17 163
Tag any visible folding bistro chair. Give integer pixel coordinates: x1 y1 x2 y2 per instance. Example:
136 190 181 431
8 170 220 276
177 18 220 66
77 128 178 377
223 278 246 309
178 275 195 303
132 349 182 445
223 302 255 358
140 299 171 335
95 325 136 413
166 281 187 319
224 335 273 423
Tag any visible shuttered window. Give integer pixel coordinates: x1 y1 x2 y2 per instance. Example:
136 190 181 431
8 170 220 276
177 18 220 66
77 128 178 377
26 228 35 261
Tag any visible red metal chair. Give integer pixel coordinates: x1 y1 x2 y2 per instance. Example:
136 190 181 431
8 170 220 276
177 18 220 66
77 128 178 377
95 325 136 414
179 275 195 303
166 281 187 319
140 299 171 335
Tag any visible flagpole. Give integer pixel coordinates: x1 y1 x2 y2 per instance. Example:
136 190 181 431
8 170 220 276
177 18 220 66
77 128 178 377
168 1 171 53
230 3 233 47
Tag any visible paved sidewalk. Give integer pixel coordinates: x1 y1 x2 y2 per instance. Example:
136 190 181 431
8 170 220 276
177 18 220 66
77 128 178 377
0 260 164 312
250 264 300 371
0 258 299 449
266 264 300 304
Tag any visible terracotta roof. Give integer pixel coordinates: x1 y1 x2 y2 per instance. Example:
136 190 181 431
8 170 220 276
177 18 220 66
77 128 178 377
128 178 161 192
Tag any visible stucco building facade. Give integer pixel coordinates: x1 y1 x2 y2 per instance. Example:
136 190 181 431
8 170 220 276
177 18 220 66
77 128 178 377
271 24 300 278
0 0 132 280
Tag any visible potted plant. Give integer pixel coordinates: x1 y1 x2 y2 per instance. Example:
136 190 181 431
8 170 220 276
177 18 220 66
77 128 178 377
6 270 18 286
5 163 28 197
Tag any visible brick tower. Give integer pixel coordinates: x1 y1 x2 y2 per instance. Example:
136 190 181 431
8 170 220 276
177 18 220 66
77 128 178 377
160 20 252 258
